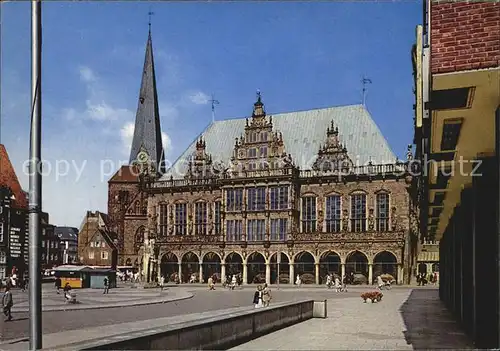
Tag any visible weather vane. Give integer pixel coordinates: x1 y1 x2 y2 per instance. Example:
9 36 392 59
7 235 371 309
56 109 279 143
209 94 220 123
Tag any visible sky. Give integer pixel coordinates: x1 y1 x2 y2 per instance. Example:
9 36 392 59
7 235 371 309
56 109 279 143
0 1 422 228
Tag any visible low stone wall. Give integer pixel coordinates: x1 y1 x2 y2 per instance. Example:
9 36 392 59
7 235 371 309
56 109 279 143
56 300 315 350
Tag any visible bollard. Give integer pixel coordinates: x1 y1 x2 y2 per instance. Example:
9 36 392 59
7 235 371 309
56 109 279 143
313 300 327 318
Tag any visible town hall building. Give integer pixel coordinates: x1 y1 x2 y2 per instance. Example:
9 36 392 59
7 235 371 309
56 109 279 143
107 28 419 285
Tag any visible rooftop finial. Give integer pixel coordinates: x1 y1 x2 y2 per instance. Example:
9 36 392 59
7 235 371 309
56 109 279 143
148 10 154 34
256 89 261 103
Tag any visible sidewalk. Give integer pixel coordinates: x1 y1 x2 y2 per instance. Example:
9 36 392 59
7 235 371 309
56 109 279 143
231 288 474 350
10 288 193 312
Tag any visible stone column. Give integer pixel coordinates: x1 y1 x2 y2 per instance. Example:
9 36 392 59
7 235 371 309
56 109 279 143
289 261 295 284
221 262 226 283
199 262 204 284
341 263 346 278
243 262 248 285
265 263 271 285
157 266 161 282
315 263 320 285
398 264 404 285
178 262 182 283
368 263 373 285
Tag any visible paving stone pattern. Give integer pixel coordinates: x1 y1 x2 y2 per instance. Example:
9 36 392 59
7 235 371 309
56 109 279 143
232 289 475 350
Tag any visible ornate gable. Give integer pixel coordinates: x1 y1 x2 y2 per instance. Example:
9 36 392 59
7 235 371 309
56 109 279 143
313 120 353 173
185 136 216 179
229 92 294 177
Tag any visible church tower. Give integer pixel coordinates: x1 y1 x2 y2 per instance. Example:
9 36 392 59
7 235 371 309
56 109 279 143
129 28 165 174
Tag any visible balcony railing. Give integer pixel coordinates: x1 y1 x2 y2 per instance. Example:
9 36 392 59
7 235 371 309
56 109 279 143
150 162 407 189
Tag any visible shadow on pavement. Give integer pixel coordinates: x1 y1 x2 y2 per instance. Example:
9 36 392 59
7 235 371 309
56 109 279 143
399 289 475 350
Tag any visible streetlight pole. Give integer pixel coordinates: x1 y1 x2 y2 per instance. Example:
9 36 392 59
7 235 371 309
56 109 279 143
29 0 42 349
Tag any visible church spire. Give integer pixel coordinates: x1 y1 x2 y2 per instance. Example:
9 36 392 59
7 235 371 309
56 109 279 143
129 27 165 174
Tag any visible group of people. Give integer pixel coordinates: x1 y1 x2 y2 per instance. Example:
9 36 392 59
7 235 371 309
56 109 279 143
222 274 243 290
325 274 347 292
253 284 272 308
416 271 438 286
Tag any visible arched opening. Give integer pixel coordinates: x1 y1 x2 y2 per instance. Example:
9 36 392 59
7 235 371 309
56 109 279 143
346 251 368 284
160 252 179 282
319 251 341 284
270 252 290 284
181 251 199 283
373 251 398 283
432 263 439 272
225 252 243 279
418 263 427 275
247 252 266 284
202 252 221 283
294 251 315 284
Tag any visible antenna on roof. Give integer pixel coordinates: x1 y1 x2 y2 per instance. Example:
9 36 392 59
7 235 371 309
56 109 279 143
209 94 220 124
361 75 372 106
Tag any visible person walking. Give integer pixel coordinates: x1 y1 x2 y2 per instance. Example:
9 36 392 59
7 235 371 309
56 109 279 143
103 277 109 294
2 285 13 321
253 286 263 308
262 283 272 307
159 275 165 291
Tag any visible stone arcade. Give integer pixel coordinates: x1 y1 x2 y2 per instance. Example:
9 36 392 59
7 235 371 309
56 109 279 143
107 29 419 285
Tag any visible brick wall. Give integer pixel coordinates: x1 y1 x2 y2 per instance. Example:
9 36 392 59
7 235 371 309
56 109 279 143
431 0 500 74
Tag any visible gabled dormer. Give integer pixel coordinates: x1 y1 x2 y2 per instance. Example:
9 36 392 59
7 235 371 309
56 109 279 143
313 120 353 173
229 92 294 176
185 136 215 180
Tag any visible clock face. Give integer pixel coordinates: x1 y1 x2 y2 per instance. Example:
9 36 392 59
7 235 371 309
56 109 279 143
137 151 149 163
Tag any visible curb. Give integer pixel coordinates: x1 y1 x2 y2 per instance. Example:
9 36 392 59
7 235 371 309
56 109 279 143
10 292 193 313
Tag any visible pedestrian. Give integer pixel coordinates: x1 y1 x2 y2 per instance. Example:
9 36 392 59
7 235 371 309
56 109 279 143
262 283 272 307
103 277 109 294
253 286 263 308
159 275 165 291
55 276 62 294
208 276 215 290
295 274 301 287
22 276 28 292
2 285 13 321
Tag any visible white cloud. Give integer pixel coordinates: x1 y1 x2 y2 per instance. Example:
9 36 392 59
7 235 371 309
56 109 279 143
79 65 96 82
189 91 210 105
120 121 172 157
120 122 135 156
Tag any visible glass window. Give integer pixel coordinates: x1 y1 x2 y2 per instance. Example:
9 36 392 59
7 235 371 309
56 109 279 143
376 193 390 231
270 219 287 241
247 148 257 158
214 201 221 235
226 189 243 212
0 251 6 264
301 197 316 233
88 251 94 259
175 203 187 235
247 219 266 241
159 203 168 236
194 202 208 235
351 194 367 232
261 132 268 142
259 146 268 157
247 187 266 211
325 195 341 233
226 220 242 241
270 186 289 210
101 251 108 260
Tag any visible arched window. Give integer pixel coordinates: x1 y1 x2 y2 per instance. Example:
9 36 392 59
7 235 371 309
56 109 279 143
134 200 141 214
